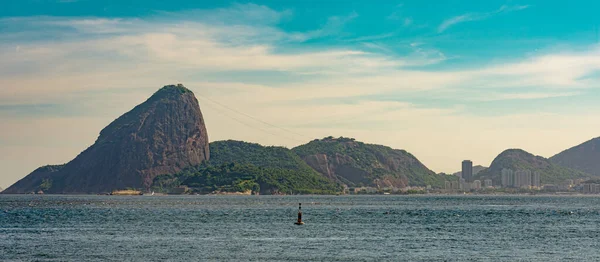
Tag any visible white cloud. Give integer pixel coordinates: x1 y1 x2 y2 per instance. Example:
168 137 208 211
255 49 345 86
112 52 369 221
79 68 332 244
438 5 531 33
470 92 582 102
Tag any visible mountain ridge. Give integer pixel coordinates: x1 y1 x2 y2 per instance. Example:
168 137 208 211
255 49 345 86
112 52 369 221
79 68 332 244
550 137 600 176
476 148 591 185
3 84 210 194
292 136 448 188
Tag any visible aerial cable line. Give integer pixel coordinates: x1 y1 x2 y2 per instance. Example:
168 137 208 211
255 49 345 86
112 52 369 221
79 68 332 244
194 91 311 140
198 96 306 144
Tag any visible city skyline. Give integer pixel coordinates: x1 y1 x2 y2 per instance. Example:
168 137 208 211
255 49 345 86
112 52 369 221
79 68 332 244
2 0 600 188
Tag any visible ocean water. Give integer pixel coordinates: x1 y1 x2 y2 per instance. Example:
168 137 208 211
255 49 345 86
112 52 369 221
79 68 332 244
1 195 600 261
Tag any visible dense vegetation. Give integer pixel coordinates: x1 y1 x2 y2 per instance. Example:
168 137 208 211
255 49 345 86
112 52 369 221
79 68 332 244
293 136 449 188
152 140 342 194
476 149 592 184
209 140 317 173
153 163 341 194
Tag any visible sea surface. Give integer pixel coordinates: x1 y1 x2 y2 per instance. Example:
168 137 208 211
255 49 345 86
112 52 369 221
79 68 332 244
1 195 600 261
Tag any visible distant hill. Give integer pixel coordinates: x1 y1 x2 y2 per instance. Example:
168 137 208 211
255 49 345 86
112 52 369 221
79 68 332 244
452 165 487 177
476 149 591 185
292 136 449 188
153 140 341 194
3 84 210 194
550 137 600 176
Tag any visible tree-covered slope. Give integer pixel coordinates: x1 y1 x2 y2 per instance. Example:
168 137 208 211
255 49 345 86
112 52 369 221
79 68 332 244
152 140 342 194
292 137 448 188
476 149 591 184
208 140 316 173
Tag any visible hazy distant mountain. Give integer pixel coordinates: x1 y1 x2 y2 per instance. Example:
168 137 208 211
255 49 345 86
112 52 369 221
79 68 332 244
4 85 210 194
550 137 600 176
452 165 487 177
292 136 449 188
476 149 591 184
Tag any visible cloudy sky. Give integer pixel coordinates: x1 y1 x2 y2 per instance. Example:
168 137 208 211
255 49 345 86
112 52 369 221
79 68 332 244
2 0 600 188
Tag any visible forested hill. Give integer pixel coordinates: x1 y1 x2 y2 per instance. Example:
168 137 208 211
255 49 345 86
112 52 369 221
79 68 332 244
292 137 449 188
152 140 342 194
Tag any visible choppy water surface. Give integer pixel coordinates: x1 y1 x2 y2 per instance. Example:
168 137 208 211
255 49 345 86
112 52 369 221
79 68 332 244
1 195 600 261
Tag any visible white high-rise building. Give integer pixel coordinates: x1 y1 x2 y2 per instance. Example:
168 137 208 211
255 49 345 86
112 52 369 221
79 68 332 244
532 171 541 188
514 170 532 188
459 178 469 190
501 169 514 187
472 180 482 190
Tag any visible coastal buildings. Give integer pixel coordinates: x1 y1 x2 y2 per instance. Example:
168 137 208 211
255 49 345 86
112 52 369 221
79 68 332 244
533 172 541 188
514 170 532 188
444 179 485 191
472 180 481 190
459 178 470 190
462 160 473 181
500 169 542 189
484 179 493 188
583 184 600 194
451 181 460 190
501 169 514 187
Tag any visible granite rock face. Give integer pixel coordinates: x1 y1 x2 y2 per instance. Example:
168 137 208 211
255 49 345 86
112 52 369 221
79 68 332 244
4 84 209 194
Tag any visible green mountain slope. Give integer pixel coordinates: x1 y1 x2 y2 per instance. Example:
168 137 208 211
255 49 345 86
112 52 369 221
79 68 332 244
292 137 448 188
152 140 342 194
476 149 591 184
208 140 316 173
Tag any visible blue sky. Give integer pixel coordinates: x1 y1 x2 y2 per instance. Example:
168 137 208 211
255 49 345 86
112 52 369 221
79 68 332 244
1 0 600 188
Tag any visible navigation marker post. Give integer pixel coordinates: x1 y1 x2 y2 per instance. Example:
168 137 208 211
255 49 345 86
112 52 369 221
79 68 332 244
295 203 304 225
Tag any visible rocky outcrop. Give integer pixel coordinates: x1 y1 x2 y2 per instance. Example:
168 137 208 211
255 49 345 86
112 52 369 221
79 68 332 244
550 137 600 176
3 84 209 194
293 137 446 188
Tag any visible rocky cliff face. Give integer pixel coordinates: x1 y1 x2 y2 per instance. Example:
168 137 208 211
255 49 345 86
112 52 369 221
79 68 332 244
550 137 600 176
3 84 209 194
293 137 446 188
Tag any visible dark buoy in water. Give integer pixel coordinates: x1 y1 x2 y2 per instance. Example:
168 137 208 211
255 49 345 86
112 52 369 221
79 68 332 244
295 203 305 225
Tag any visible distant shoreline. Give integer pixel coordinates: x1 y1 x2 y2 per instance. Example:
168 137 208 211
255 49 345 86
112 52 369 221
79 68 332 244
2 193 599 197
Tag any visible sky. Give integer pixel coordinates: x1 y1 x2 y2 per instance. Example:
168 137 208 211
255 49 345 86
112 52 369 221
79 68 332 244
1 0 600 189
